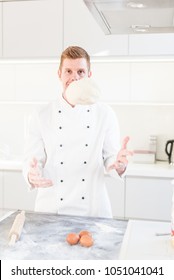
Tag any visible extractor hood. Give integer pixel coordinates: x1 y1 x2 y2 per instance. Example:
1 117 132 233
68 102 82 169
84 0 174 34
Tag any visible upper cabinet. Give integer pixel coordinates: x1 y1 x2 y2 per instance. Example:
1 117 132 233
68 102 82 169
129 34 174 56
0 0 174 58
2 0 63 58
63 0 128 56
0 3 2 57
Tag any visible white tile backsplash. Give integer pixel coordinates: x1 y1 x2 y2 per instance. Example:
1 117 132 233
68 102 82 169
111 104 174 158
0 103 44 157
0 61 174 158
0 102 174 158
92 62 131 102
15 64 61 101
0 65 16 100
131 62 174 103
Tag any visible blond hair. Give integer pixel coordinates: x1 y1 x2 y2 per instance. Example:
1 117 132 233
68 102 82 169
59 46 91 71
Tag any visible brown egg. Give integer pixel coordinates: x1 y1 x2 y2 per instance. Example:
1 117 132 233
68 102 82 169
66 233 80 245
80 235 94 247
79 230 92 238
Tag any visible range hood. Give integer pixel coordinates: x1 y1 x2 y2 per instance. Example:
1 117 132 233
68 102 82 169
84 0 174 34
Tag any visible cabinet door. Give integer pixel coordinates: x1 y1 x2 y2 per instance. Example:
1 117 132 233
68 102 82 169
0 3 2 57
3 0 63 58
105 175 125 219
125 176 173 221
3 171 37 211
64 0 128 56
130 62 174 103
129 34 174 56
0 171 3 208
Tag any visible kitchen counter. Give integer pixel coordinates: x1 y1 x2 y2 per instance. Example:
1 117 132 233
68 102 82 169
0 210 127 260
0 159 22 171
1 159 174 178
119 219 174 260
126 161 174 178
0 209 14 222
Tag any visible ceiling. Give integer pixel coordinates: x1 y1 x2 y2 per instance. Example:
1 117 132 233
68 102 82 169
84 0 174 34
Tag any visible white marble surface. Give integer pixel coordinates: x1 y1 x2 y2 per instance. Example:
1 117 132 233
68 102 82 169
0 211 127 260
119 219 174 260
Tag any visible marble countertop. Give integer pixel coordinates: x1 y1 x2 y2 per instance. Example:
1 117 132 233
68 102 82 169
0 210 127 260
1 159 174 178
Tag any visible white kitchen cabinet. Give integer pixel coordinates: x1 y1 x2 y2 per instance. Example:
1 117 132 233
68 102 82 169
64 0 128 56
125 176 173 221
130 62 174 103
0 171 3 208
3 171 37 211
105 175 125 219
0 3 2 57
2 0 63 58
129 34 174 56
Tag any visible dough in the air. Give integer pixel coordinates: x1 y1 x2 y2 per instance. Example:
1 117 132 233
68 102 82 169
65 77 100 105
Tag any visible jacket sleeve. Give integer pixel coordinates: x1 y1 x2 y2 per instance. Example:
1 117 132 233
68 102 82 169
102 106 123 179
22 110 47 190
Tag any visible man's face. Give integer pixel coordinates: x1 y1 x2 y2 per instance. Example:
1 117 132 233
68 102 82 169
58 58 92 92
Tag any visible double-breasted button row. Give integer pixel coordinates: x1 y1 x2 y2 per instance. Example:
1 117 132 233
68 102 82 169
59 179 85 182
59 125 90 129
57 107 90 203
59 162 86 165
60 196 85 201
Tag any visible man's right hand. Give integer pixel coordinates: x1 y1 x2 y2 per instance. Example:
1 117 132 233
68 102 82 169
28 157 53 188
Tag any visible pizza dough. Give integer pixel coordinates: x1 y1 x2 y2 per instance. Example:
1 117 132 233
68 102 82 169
65 77 101 106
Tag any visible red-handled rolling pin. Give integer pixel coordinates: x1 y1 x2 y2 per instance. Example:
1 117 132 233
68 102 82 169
8 210 25 246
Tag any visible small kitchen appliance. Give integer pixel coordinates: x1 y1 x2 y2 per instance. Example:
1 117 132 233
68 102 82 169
165 140 174 165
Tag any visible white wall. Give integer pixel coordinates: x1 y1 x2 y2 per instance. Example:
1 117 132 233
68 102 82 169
111 105 174 157
0 60 174 160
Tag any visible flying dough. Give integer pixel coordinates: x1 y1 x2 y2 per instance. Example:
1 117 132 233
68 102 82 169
65 78 101 105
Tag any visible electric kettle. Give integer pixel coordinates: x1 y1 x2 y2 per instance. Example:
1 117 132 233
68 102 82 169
165 140 174 165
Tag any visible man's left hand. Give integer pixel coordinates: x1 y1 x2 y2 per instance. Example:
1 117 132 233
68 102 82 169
107 136 133 175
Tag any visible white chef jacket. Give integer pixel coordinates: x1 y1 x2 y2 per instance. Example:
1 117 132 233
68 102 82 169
23 93 121 218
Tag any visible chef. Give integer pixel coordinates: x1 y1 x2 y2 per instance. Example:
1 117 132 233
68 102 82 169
23 46 132 218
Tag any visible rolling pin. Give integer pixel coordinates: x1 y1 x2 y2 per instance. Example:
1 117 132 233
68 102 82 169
8 210 25 246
